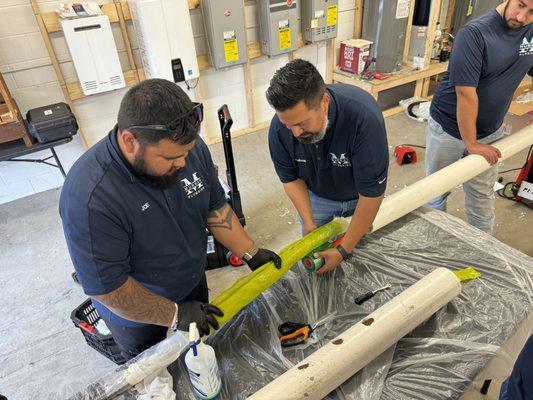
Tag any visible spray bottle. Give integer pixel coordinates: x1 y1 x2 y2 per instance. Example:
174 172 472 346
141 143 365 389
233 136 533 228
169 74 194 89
185 322 222 399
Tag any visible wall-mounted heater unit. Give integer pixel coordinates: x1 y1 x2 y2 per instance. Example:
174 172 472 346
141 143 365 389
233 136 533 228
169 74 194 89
61 15 126 96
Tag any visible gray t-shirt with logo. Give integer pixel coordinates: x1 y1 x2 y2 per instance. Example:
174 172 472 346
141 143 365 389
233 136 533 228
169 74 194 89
430 9 533 139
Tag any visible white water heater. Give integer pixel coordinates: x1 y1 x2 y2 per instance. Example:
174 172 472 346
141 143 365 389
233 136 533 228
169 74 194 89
61 15 126 96
129 0 200 83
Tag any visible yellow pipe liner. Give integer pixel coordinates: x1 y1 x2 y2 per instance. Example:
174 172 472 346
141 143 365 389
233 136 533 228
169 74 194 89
211 219 348 326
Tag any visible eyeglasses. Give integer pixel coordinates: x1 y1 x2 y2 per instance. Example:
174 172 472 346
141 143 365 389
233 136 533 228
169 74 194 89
126 102 203 140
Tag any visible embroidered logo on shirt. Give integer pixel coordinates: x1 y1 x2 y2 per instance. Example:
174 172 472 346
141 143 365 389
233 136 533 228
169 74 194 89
181 172 205 199
329 153 351 167
378 177 387 184
141 202 150 211
295 158 307 163
519 37 533 56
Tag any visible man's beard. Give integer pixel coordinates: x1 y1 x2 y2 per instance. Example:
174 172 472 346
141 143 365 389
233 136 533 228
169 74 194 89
132 151 182 189
297 118 329 144
504 1 525 29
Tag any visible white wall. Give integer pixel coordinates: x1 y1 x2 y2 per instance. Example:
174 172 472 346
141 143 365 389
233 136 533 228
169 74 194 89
0 0 355 204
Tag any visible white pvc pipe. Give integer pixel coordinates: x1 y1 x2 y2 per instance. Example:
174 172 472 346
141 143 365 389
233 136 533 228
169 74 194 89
247 268 461 400
372 127 533 231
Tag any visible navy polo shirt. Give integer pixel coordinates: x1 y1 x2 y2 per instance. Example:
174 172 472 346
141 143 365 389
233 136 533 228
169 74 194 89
268 84 389 202
431 10 533 139
59 127 226 326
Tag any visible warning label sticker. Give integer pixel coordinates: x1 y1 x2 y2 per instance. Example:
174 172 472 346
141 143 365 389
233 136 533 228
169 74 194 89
279 28 292 50
223 31 239 63
327 5 338 26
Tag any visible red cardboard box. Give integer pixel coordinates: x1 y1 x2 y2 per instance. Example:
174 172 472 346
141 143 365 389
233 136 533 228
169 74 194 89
339 39 373 75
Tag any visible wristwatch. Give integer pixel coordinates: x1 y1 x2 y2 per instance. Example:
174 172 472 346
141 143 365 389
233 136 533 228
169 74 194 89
242 245 259 262
171 303 179 331
336 244 352 261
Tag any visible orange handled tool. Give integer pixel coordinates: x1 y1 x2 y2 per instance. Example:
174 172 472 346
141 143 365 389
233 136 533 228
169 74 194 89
278 322 313 347
278 312 338 347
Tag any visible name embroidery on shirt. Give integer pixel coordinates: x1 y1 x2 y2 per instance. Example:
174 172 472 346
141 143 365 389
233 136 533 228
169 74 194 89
519 37 533 56
329 153 351 167
295 158 307 163
180 172 205 199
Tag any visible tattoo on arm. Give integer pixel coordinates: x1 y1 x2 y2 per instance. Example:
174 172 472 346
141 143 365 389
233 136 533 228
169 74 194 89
207 203 234 231
92 276 174 327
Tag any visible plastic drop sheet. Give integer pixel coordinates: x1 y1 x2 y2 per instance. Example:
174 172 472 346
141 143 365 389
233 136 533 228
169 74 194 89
165 209 532 400
84 208 532 400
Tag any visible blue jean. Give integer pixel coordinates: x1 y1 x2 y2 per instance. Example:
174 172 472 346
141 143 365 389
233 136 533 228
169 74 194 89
297 190 358 233
425 117 505 234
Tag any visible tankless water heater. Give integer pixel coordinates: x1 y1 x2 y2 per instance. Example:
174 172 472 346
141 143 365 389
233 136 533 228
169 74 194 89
61 15 125 95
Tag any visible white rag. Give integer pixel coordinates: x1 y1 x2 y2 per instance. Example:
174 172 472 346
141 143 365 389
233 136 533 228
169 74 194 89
136 368 176 400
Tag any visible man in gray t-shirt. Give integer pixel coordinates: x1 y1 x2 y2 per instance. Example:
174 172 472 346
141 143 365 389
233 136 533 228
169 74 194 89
426 0 533 234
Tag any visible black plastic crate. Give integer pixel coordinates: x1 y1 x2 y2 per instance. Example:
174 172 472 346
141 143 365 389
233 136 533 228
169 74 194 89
70 299 127 365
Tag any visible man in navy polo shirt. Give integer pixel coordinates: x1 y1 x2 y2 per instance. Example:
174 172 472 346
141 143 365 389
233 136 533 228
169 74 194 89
60 79 281 360
267 59 389 274
499 334 533 400
427 0 533 234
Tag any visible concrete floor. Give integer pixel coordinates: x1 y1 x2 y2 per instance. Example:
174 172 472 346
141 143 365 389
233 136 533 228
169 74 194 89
0 113 531 399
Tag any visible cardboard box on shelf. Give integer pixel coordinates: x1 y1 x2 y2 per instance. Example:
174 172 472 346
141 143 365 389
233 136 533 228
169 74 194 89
339 39 373 75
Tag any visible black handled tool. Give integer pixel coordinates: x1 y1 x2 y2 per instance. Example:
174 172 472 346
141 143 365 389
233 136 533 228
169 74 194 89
217 104 245 226
354 283 391 305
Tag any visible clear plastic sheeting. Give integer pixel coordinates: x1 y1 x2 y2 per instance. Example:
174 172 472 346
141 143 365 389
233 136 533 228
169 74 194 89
79 208 532 399
170 209 531 400
67 331 188 400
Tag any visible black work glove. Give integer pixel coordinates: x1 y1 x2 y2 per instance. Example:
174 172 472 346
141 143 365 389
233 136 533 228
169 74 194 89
177 301 224 336
246 248 282 271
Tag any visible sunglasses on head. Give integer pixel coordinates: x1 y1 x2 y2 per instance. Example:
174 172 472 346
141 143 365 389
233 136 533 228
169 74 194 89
126 102 203 141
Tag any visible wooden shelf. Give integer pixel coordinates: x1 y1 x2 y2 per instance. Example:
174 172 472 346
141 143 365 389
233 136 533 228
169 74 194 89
0 72 32 146
334 62 448 93
334 61 448 99
333 62 448 117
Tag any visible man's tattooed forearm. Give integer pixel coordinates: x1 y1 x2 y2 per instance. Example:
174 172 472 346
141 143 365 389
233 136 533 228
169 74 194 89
93 277 174 327
207 203 234 230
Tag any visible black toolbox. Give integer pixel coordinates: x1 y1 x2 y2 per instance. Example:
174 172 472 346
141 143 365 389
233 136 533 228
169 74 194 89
26 102 78 143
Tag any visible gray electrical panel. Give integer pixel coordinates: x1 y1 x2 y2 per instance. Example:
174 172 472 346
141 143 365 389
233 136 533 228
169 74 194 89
362 0 410 73
258 0 299 56
201 0 248 69
302 0 338 43
451 0 501 34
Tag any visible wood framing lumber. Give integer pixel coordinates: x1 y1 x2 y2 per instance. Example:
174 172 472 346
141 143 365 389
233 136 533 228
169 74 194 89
423 0 443 67
402 0 417 64
248 267 461 400
371 126 533 232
